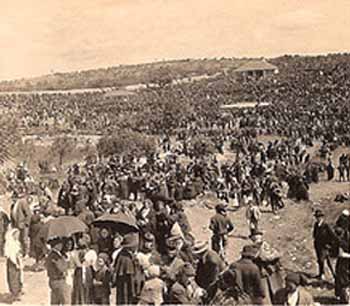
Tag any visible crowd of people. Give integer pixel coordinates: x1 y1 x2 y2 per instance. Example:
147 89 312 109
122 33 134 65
0 54 350 305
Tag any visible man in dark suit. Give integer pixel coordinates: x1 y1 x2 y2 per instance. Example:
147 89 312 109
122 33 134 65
313 209 336 280
230 245 265 305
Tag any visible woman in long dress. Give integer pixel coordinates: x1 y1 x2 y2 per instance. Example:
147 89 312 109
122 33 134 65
4 228 23 301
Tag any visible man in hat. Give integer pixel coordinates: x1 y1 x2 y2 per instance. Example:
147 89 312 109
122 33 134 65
250 231 283 304
192 240 225 301
230 245 265 305
246 200 262 237
273 272 314 306
112 232 144 305
161 241 185 290
45 238 70 305
313 209 336 280
209 204 234 259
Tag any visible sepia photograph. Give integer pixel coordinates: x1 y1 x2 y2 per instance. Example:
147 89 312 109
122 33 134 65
0 0 350 305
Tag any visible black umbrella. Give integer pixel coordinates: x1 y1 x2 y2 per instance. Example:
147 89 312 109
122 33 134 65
92 212 139 234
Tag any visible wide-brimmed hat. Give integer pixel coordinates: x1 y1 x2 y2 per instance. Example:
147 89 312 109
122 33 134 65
241 245 258 258
314 209 324 217
191 241 209 255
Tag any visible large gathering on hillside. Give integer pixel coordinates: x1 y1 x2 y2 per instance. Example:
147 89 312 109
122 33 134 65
0 54 350 306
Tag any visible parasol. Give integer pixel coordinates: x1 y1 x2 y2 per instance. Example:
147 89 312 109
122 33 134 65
92 212 139 234
40 216 88 241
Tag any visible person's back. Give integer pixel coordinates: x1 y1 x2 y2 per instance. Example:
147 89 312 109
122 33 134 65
210 213 233 236
195 249 225 291
231 246 265 305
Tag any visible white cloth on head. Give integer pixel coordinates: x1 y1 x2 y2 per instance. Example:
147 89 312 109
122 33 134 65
4 228 22 267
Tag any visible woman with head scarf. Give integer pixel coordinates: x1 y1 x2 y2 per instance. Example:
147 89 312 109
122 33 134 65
4 228 23 301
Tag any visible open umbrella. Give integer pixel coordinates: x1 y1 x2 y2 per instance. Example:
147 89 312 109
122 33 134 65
92 212 139 234
41 216 88 241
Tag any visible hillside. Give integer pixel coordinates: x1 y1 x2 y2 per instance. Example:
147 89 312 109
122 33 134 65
0 58 246 92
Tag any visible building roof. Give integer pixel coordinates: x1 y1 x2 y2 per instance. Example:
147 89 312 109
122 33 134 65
234 60 278 73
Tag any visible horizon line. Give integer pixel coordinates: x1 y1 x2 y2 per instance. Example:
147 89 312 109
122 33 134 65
1 50 349 83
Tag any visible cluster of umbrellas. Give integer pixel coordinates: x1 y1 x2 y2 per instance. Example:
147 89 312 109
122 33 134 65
40 212 138 242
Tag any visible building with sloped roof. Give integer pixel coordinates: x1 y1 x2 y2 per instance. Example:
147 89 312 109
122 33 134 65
234 59 278 80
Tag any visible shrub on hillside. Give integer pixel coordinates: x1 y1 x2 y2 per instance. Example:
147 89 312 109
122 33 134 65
50 136 77 166
97 131 157 158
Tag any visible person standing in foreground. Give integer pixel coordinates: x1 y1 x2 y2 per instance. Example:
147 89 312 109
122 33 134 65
112 233 145 305
313 209 336 280
230 245 265 305
4 228 23 302
10 191 32 257
45 238 70 305
192 240 226 302
246 200 262 237
209 204 234 259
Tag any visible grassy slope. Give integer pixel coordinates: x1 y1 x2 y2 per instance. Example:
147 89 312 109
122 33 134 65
0 58 246 92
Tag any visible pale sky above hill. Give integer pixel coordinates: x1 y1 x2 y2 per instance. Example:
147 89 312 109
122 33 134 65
1 0 350 80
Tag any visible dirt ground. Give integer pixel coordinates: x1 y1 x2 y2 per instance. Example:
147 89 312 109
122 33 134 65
0 145 349 305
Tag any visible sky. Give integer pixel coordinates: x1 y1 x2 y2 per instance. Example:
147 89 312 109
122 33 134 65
1 0 350 80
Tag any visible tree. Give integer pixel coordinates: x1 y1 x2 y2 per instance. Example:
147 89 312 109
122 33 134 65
97 130 157 158
51 136 76 166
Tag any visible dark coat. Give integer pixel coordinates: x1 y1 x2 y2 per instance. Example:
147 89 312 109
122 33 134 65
0 210 10 236
97 237 113 256
230 258 265 304
29 215 47 259
313 221 336 251
46 249 69 281
195 250 225 290
92 266 111 301
112 248 145 305
72 266 94 305
209 213 234 236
